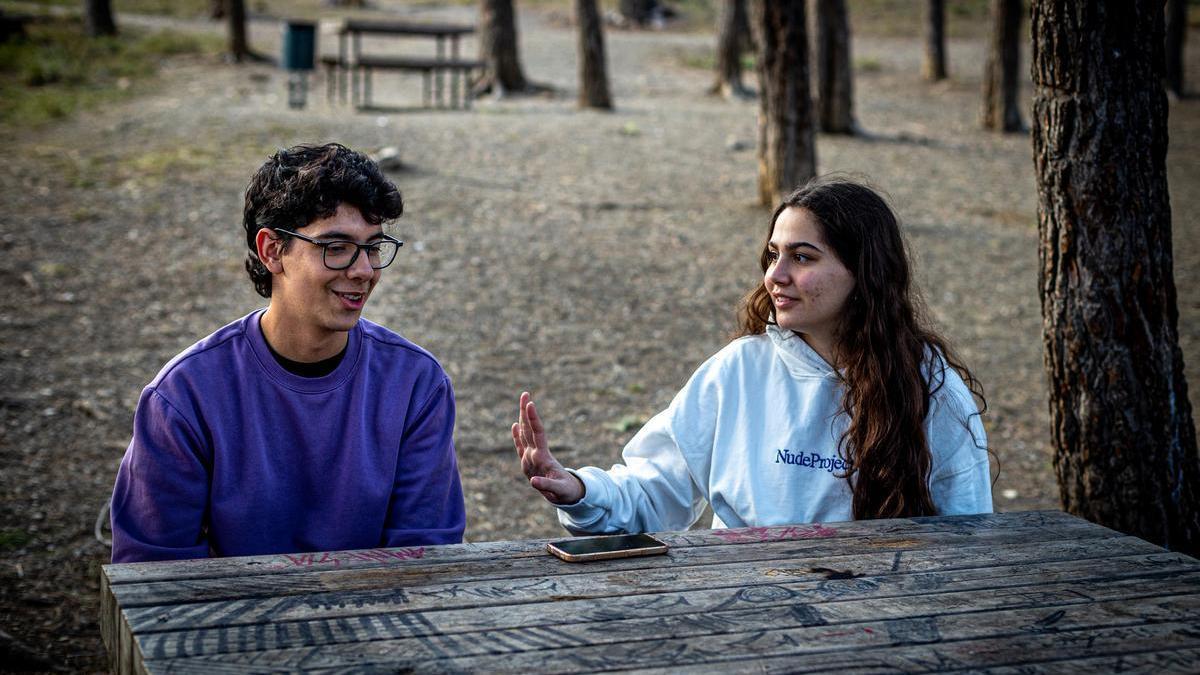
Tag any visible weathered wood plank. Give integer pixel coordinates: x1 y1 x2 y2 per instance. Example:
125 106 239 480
140 567 1200 669
100 566 118 671
119 608 139 675
132 550 1198 659
629 629 1200 674
108 521 1122 610
143 592 1200 673
120 533 1165 634
953 647 1200 674
101 510 1088 585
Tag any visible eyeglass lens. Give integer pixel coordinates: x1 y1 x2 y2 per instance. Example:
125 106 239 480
324 240 400 270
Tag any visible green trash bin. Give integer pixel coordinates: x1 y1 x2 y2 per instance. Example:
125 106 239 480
282 20 316 108
282 21 316 71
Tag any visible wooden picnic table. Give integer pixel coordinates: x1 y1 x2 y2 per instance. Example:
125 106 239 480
100 510 1200 673
326 19 479 110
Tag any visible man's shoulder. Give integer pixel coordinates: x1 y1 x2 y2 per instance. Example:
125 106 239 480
149 313 256 389
357 319 448 379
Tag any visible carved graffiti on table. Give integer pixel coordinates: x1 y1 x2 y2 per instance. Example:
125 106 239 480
711 524 838 544
270 547 426 570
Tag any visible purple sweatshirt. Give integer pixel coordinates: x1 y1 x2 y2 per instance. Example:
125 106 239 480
110 311 466 562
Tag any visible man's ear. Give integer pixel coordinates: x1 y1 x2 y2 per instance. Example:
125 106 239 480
255 228 285 274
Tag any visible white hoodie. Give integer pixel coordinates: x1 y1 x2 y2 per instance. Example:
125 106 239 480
558 325 992 533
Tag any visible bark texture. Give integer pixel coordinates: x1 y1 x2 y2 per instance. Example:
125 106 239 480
923 0 946 81
477 0 529 95
751 0 816 206
981 0 1022 131
84 0 117 37
575 0 613 109
712 0 753 99
814 0 854 134
1032 0 1200 555
1165 0 1186 98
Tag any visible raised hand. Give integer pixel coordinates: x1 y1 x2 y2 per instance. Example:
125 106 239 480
512 391 585 505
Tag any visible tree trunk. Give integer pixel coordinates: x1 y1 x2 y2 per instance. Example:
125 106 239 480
981 0 1022 131
477 0 529 95
84 0 117 37
922 0 946 81
209 0 224 20
814 0 854 134
575 0 613 109
712 0 753 99
226 0 249 63
1032 1 1200 555
751 0 816 206
1165 0 1186 98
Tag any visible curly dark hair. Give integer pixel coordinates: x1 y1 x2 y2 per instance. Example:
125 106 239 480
242 143 404 297
737 176 989 520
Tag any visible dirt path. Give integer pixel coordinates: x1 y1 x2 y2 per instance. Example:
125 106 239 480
0 4 1197 670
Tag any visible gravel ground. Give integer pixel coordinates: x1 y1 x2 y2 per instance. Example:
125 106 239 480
0 4 1197 670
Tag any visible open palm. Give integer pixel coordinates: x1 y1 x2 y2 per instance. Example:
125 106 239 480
511 391 584 504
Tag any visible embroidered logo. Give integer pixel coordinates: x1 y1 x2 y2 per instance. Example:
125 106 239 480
775 448 851 473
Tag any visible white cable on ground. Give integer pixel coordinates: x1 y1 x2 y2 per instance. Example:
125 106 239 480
94 500 111 547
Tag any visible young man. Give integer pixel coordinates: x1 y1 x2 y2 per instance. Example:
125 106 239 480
110 143 465 562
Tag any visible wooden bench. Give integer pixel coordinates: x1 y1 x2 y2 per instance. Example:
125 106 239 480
323 19 479 111
353 55 483 109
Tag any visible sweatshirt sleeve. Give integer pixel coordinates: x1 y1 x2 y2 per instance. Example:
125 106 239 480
383 375 466 546
927 366 993 515
110 388 212 563
556 357 722 535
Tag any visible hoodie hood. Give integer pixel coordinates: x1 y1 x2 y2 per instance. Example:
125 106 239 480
766 324 839 379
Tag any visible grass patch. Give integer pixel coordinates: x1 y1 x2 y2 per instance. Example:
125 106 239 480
0 528 32 551
855 56 882 73
673 45 755 72
849 0 994 38
608 414 647 433
14 0 308 19
0 16 222 129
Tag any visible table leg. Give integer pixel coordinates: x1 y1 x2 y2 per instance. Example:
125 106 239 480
436 36 445 109
450 37 460 109
338 32 349 104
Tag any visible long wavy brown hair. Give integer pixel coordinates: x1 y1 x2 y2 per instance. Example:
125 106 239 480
737 177 987 520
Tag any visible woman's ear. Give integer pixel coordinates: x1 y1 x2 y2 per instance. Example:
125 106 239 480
255 228 285 274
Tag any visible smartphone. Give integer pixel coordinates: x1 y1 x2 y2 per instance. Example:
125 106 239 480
546 533 669 562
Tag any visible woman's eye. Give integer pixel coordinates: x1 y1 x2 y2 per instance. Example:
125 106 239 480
765 250 779 262
794 253 810 263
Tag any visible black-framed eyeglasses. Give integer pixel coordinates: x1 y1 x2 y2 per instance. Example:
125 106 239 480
273 228 403 270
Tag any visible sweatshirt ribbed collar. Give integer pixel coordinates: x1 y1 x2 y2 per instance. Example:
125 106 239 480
247 309 362 393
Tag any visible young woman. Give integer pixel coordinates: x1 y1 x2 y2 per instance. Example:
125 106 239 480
513 178 992 533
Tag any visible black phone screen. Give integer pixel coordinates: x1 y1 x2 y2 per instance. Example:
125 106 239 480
549 533 665 556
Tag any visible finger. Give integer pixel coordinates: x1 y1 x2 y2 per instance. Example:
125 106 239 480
526 400 544 437
531 474 577 503
518 391 530 427
517 392 532 448
511 423 524 458
525 401 551 458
